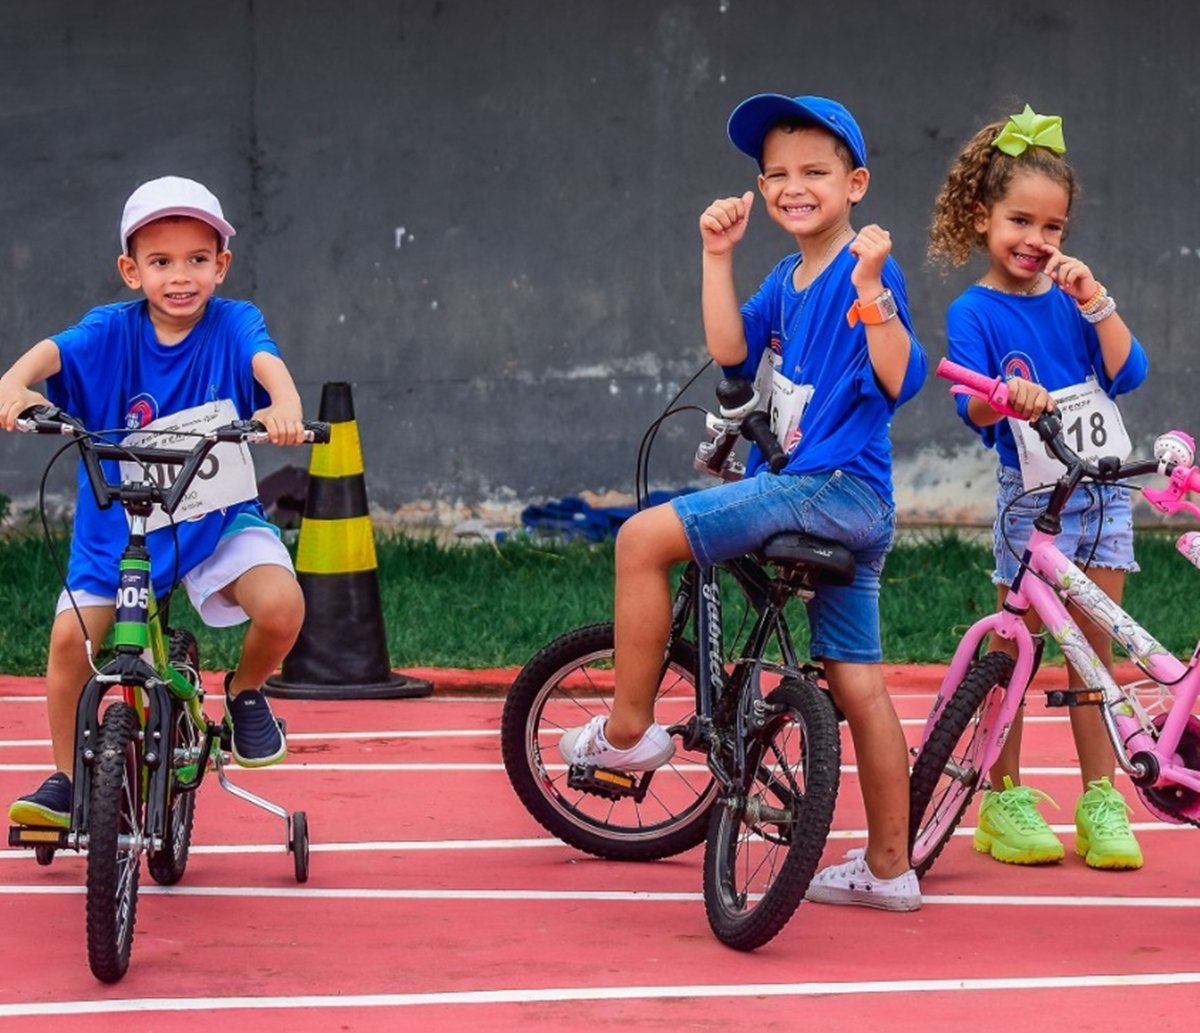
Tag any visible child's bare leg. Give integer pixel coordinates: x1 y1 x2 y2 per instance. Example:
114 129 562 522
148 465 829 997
45 606 114 773
824 659 910 878
219 565 304 693
1067 566 1124 787
605 504 694 749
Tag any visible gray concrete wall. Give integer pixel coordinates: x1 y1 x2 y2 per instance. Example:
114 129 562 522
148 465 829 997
2 1 1198 526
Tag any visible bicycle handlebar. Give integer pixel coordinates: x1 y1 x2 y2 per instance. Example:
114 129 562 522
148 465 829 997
935 357 1200 519
695 377 787 479
14 405 331 516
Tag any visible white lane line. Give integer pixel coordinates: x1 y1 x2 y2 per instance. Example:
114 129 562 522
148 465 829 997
0 817 1181 865
0 837 565 860
0 883 1196 907
0 715 1079 748
0 762 1158 779
2 970 1199 1017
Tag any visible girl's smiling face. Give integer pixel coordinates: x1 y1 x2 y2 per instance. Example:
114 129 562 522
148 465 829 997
117 217 230 340
974 170 1069 291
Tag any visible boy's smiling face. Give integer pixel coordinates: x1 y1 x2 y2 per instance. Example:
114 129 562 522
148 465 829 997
757 126 868 241
117 216 231 341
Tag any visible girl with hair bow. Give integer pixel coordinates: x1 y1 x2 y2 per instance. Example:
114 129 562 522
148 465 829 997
928 105 1148 872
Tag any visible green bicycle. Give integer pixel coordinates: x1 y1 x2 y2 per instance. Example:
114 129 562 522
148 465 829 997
6 405 329 983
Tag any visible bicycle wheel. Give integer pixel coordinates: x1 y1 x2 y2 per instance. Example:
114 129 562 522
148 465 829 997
86 701 143 983
500 623 717 861
703 675 840 951
908 651 1014 878
149 630 201 886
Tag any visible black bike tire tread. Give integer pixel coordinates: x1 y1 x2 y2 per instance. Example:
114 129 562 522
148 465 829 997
702 676 841 951
86 702 142 983
500 622 716 861
908 651 1014 879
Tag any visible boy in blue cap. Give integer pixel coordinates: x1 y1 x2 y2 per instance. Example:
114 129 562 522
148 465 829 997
560 93 928 910
1 175 309 828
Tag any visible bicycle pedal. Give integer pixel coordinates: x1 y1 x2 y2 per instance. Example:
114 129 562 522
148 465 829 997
1045 688 1104 707
8 825 69 849
567 764 650 803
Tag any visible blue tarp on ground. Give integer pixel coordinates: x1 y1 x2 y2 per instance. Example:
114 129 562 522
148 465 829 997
519 490 695 542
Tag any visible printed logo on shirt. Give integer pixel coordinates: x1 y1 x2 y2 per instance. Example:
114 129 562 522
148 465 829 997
1001 352 1039 384
126 394 159 429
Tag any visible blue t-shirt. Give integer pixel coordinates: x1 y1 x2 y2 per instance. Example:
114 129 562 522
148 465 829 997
722 247 927 505
946 284 1148 469
47 297 280 598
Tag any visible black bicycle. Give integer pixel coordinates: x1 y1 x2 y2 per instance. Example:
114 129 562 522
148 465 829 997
6 406 328 982
501 376 845 950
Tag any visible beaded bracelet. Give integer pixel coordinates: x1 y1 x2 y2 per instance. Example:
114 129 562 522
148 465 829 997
1078 283 1107 312
1081 296 1117 323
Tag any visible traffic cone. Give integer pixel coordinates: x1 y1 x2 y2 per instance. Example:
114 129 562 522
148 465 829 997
265 382 433 700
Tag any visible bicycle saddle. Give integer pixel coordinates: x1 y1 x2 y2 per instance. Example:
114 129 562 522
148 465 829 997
759 533 856 586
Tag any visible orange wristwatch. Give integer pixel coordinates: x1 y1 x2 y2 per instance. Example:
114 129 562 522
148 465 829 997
845 288 898 327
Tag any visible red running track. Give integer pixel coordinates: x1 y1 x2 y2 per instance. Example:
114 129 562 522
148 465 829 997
2 665 1200 1031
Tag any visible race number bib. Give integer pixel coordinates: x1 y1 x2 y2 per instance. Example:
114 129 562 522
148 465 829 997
1008 377 1132 492
120 400 257 533
753 351 813 454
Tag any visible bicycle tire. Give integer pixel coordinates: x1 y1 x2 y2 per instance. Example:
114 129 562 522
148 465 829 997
702 675 841 951
86 701 143 983
148 630 201 886
291 811 310 884
908 651 1014 879
500 622 718 861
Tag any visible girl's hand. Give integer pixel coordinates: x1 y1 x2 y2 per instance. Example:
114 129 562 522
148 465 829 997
1005 376 1054 421
252 402 305 445
699 192 754 256
848 224 892 293
1041 245 1100 303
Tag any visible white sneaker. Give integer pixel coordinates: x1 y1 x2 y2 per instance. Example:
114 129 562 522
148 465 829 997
805 853 921 912
558 716 675 771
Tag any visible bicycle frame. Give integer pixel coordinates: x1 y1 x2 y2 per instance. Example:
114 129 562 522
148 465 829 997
935 517 1200 798
66 506 209 853
671 556 805 790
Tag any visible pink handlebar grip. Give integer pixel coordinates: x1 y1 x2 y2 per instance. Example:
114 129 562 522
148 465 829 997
935 358 1022 419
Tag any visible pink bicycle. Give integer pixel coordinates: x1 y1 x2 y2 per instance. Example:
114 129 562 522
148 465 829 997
909 357 1200 876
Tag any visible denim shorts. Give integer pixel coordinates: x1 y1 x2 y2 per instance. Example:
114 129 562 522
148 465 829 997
993 465 1138 586
671 469 895 663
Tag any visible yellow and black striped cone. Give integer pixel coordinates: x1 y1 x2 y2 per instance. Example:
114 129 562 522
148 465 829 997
265 382 432 700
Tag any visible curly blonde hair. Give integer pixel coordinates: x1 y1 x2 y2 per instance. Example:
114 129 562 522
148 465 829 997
928 119 1079 267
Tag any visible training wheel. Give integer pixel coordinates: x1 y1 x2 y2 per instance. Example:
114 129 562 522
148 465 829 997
290 810 309 884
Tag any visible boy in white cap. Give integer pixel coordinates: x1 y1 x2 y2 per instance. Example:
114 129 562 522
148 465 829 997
559 94 927 910
1 176 309 828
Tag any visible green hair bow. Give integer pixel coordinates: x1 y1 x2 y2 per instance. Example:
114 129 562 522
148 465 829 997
992 104 1066 156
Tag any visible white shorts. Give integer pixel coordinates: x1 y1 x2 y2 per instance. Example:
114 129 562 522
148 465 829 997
56 527 295 628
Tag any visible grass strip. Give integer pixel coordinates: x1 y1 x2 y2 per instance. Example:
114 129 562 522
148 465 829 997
0 529 1195 676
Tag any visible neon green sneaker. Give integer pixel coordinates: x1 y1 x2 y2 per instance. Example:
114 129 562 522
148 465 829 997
973 775 1065 864
1074 777 1143 870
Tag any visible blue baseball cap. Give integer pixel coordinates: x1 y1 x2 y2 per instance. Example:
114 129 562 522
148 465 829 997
728 94 868 170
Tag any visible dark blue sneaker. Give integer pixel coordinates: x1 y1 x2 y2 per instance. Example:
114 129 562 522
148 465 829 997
224 679 287 768
9 772 71 828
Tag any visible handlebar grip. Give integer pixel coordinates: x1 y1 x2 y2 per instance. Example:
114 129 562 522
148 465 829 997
214 419 332 444
305 421 331 444
935 357 1002 396
741 410 787 473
